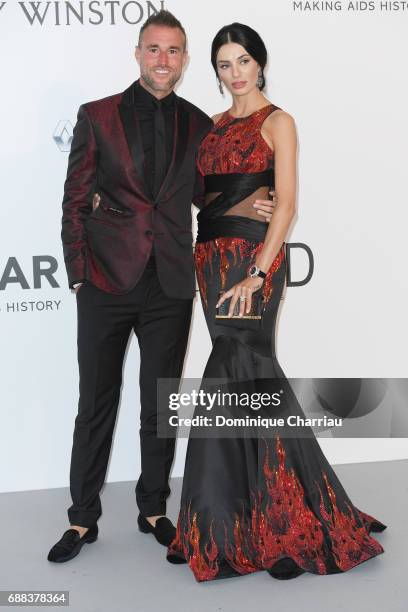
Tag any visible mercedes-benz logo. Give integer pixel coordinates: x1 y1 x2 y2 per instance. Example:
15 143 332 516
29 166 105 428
53 120 73 152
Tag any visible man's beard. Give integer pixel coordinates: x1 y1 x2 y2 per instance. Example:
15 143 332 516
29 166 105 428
141 68 180 93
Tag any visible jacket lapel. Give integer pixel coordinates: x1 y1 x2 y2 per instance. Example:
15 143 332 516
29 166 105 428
118 82 153 199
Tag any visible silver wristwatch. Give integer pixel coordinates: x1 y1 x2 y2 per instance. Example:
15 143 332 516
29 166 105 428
248 264 267 279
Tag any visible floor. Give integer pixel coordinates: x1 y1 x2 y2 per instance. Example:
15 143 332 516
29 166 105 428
1 459 406 612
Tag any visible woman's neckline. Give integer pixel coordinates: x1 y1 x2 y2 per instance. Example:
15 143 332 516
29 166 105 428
226 103 273 120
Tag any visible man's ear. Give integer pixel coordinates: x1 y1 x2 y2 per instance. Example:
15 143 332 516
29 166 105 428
135 46 141 65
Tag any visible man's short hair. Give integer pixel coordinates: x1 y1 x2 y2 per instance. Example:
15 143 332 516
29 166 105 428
138 9 187 49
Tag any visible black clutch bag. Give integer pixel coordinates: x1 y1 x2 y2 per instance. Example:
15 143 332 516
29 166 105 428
215 290 265 330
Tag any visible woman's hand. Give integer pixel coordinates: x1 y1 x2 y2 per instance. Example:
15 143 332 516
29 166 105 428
215 276 264 317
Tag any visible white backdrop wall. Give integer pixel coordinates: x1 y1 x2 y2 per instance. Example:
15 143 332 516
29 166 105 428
0 0 407 494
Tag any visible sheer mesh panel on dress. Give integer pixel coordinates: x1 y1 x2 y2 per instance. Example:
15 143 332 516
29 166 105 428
204 186 272 221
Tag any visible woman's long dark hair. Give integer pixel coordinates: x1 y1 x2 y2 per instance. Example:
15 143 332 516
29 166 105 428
211 23 268 90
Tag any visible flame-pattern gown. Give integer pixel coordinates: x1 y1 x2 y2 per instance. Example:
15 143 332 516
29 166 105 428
167 104 386 581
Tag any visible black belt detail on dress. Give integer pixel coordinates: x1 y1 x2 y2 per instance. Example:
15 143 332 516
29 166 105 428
196 169 274 243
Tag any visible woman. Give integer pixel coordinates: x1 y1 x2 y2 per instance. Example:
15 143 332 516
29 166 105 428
167 22 386 581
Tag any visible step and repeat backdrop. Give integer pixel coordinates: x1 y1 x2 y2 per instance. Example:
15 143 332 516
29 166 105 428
0 0 407 493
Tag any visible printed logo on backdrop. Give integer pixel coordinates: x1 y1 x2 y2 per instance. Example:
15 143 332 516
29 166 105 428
1 1 405 20
53 120 73 152
286 243 314 287
0 256 62 314
0 1 166 24
292 1 408 12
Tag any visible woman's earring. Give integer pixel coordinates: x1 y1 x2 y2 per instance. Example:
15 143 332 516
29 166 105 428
257 70 264 89
217 78 224 95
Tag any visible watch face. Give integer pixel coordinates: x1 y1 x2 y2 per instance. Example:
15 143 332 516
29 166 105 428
248 265 258 277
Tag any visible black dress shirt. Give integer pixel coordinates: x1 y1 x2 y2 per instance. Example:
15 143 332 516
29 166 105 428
133 79 175 199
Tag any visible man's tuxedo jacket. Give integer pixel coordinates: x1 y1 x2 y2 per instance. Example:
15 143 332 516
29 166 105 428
61 81 212 298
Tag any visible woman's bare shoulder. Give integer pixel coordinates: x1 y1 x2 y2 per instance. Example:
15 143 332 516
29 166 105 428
266 107 296 130
262 107 297 151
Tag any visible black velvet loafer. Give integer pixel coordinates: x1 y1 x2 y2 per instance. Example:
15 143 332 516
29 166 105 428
47 524 98 563
137 514 176 547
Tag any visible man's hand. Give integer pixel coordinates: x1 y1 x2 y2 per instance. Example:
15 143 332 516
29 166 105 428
93 193 101 211
253 190 277 222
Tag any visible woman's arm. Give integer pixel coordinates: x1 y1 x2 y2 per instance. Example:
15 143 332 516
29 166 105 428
216 111 297 317
255 111 297 272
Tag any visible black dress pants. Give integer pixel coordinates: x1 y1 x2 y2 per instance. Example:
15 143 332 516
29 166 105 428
67 257 193 526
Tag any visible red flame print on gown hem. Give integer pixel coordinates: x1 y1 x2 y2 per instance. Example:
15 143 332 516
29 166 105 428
168 436 385 582
317 473 384 571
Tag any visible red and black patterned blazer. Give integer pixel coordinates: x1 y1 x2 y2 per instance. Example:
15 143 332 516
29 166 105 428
61 81 212 297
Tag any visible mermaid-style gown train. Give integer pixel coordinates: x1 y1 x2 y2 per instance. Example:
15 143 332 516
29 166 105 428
167 104 386 581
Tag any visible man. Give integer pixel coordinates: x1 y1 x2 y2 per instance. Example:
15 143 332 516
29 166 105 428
48 10 275 563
